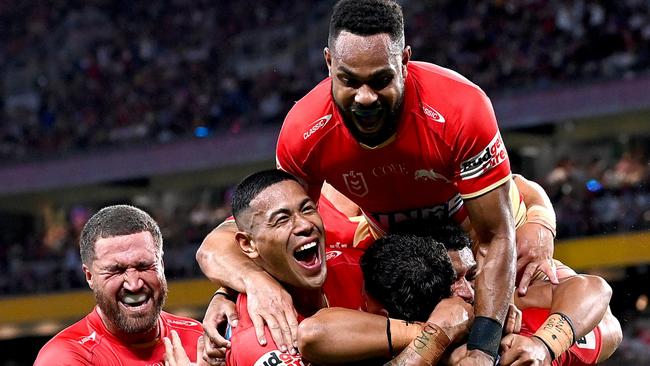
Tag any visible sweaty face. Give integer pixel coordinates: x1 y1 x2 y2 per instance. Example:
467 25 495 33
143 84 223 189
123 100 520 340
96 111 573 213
448 247 477 304
85 232 167 335
326 32 409 147
245 180 327 289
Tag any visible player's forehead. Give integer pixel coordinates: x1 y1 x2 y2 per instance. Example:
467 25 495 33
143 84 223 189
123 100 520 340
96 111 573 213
92 231 158 267
330 31 401 71
448 247 476 272
249 180 311 215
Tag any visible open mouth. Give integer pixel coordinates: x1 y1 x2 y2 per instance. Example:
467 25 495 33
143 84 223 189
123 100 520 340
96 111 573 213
351 107 384 133
293 241 321 268
120 293 151 311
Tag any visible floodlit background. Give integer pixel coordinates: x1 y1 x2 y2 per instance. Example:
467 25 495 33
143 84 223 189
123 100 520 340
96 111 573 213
0 1 648 364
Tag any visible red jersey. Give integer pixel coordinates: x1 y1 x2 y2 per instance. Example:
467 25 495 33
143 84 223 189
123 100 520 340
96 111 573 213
277 61 511 232
226 249 364 366
34 307 203 366
521 308 602 366
318 194 376 250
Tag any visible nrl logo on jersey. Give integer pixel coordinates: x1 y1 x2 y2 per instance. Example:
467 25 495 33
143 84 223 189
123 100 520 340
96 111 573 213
254 350 306 366
342 170 369 198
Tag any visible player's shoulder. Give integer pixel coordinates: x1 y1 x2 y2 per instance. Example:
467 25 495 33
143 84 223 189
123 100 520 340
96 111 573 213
278 78 338 150
35 321 95 365
409 61 486 97
161 311 203 332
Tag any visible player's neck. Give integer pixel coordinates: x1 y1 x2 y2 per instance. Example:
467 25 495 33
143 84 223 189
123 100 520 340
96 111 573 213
287 286 327 317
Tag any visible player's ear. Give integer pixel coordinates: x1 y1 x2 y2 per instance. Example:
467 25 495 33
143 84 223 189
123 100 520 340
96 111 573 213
401 46 411 78
324 47 332 76
83 264 94 290
236 231 259 259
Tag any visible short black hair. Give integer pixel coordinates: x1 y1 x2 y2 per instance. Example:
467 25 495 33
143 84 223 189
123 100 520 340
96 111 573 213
232 169 301 224
80 205 162 265
360 233 454 321
328 0 404 48
392 217 471 252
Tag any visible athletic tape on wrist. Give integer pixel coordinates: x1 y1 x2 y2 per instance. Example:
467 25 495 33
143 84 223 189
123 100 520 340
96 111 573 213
410 322 451 365
533 313 575 360
467 316 502 359
526 204 557 237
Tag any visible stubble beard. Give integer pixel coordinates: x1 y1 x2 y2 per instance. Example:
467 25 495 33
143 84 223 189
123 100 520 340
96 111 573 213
94 279 168 334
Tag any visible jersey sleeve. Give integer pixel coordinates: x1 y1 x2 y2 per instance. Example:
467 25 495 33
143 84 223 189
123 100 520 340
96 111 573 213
34 339 90 366
451 89 511 199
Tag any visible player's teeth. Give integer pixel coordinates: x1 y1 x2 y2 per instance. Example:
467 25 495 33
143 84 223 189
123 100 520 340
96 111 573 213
122 293 147 304
296 242 317 253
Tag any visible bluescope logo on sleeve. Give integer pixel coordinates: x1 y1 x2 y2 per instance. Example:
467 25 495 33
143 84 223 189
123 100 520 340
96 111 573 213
253 350 306 366
460 132 507 180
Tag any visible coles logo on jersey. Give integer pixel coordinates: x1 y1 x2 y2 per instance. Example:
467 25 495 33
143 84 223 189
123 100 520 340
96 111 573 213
422 103 446 123
459 132 507 180
303 114 332 140
342 170 369 197
253 350 306 366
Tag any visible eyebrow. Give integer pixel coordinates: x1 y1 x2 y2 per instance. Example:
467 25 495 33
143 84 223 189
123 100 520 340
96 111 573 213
267 197 313 221
337 65 394 79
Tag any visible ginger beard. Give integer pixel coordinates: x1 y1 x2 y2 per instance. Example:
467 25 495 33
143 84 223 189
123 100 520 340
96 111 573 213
94 277 168 334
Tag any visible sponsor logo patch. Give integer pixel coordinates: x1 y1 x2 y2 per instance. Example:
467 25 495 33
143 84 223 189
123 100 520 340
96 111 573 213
168 319 200 327
422 103 445 123
342 170 369 198
253 350 305 366
326 250 342 261
459 132 507 180
78 331 97 345
371 194 463 228
303 114 332 140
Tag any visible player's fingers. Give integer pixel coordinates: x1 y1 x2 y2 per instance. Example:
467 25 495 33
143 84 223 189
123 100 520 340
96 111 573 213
225 307 239 328
202 324 230 349
541 260 559 284
171 330 187 360
203 337 226 359
517 262 538 296
251 314 269 347
196 336 205 364
163 337 175 366
266 314 289 353
283 308 300 353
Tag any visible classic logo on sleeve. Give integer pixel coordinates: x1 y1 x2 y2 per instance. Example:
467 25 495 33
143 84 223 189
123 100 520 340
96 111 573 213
253 350 306 366
459 132 507 180
303 114 332 140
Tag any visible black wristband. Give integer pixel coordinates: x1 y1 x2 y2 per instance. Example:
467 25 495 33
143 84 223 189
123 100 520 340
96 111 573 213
386 317 394 359
466 316 502 360
211 290 235 302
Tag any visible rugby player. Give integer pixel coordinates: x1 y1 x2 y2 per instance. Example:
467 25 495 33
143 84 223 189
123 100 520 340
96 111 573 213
34 205 205 366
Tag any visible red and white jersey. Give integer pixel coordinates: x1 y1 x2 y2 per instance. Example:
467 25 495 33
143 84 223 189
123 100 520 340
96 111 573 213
521 308 602 366
35 307 203 366
277 61 511 232
226 249 364 366
318 195 376 250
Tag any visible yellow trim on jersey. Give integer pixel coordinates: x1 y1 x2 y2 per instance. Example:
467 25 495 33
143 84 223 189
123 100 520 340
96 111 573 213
460 175 511 200
350 215 382 247
359 133 397 150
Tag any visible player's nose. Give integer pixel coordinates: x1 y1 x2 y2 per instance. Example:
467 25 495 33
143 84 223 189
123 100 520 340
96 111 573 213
354 84 378 106
122 268 144 291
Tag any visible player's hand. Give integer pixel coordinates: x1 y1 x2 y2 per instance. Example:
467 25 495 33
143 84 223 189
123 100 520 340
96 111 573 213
164 330 206 366
503 303 522 334
454 349 496 366
427 297 474 342
515 222 558 295
499 334 552 366
447 344 468 365
202 292 237 363
245 271 299 354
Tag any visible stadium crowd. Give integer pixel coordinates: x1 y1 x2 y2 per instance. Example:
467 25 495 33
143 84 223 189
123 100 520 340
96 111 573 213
1 0 650 162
